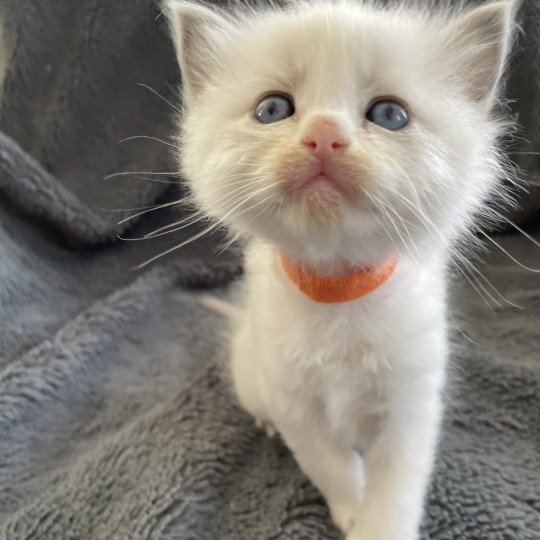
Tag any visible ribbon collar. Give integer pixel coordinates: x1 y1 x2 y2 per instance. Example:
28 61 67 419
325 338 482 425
281 254 398 304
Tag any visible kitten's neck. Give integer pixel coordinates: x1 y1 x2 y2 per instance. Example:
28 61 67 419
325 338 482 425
280 252 398 304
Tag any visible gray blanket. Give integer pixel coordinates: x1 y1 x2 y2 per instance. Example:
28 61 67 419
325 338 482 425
0 0 539 538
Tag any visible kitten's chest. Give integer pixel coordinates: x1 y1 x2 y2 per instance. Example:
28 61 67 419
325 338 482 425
274 317 391 386
259 304 392 430
245 241 447 434
257 272 398 388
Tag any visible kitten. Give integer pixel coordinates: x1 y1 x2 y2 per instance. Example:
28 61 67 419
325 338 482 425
165 1 516 538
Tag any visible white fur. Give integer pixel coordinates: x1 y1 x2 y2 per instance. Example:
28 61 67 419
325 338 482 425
234 243 447 538
165 1 516 538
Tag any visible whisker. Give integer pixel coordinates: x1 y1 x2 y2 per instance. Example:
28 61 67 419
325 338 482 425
134 191 276 269
120 135 180 150
218 195 272 254
97 202 178 213
458 255 523 309
376 198 421 263
118 212 207 242
117 200 182 225
479 231 540 273
447 311 480 345
364 193 401 254
133 222 225 269
369 177 520 308
143 211 206 239
388 187 452 251
129 175 179 185
144 217 211 241
133 182 271 240
138 82 181 113
496 214 540 250
104 171 180 180
455 265 498 312
206 192 276 256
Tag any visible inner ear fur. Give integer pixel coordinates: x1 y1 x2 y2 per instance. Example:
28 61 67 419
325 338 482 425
441 0 517 106
165 2 233 103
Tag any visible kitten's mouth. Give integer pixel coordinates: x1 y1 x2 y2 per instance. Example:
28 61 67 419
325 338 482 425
276 156 365 219
276 158 374 224
296 170 351 197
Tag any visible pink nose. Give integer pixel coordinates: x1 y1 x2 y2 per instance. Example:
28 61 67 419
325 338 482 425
301 119 350 162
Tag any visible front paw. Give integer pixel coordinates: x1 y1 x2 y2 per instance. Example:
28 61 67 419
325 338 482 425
346 523 381 540
346 518 418 540
328 501 357 535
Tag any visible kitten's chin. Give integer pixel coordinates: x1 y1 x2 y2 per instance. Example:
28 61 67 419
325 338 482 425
290 182 346 225
230 203 395 269
280 176 362 227
282 182 377 231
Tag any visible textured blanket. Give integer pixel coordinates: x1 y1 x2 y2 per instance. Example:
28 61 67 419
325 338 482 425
0 0 539 538
0 128 539 538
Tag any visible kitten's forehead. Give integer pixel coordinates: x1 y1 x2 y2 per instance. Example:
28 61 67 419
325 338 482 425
227 6 433 108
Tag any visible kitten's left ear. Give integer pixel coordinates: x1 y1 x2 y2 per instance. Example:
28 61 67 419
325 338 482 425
165 1 234 104
441 0 517 107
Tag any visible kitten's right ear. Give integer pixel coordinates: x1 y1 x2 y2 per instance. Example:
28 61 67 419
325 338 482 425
165 1 233 103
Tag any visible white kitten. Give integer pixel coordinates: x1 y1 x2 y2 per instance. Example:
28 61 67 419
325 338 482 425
165 1 516 538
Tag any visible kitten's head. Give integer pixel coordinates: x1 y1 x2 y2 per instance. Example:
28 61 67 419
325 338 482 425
166 0 516 266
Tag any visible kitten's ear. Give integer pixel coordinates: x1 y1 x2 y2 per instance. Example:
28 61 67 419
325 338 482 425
441 0 517 106
165 1 233 103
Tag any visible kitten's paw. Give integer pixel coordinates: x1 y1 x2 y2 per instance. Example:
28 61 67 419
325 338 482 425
255 418 277 438
346 519 417 540
328 502 357 535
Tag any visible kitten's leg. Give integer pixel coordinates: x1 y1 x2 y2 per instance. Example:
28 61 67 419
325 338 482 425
230 321 273 429
347 381 442 540
277 420 364 534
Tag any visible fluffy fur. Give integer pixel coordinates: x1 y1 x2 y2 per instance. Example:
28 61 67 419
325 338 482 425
165 1 517 538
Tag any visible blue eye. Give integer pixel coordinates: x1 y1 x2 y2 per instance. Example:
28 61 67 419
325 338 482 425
366 99 409 131
255 94 295 124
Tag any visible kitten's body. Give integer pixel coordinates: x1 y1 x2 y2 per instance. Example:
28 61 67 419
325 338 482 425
234 243 446 537
165 2 516 538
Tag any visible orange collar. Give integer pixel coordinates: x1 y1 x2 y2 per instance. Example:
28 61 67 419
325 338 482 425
281 254 398 304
